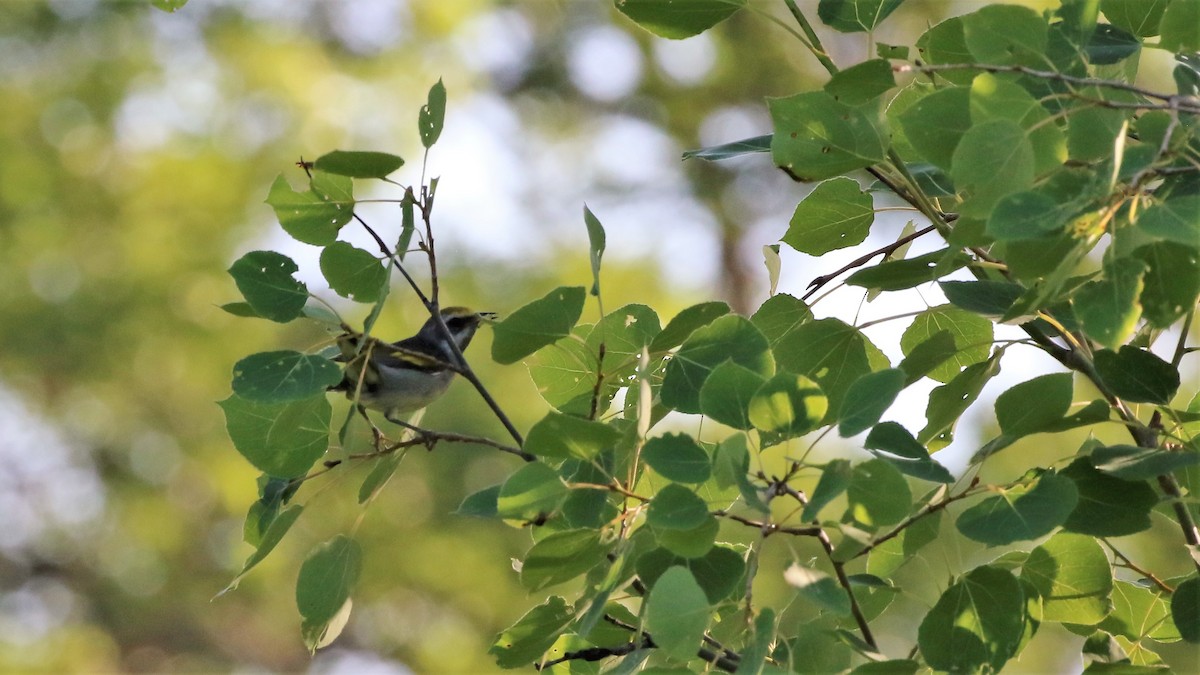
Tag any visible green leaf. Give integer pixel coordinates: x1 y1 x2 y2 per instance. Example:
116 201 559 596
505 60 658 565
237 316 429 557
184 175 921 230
1101 0 1168 37
222 504 303 595
520 529 612 591
636 546 746 604
838 368 905 437
296 535 361 651
1021 532 1112 625
228 251 308 323
655 515 719 559
661 314 772 414
770 91 888 182
817 0 904 33
969 73 1067 176
418 79 446 148
896 330 958 385
651 301 730 352
645 567 710 661
940 280 1024 316
231 351 341 402
1172 577 1200 643
864 422 954 483
586 303 661 379
987 191 1063 240
219 394 330 478
846 459 911 528
456 484 500 518
524 411 622 461
1159 0 1200 52
496 463 568 521
782 177 875 256
750 293 811 349
803 459 853 522
1090 444 1200 480
1068 105 1131 162
265 172 353 246
1061 457 1158 536
647 483 710 531
995 373 1074 438
868 509 942 578
962 4 1048 66
527 330 598 415
1086 23 1141 64
318 242 387 303
918 565 1025 673
785 563 850 614
699 360 766 430
898 86 971 170
1138 196 1200 247
583 205 606 296
748 373 827 438
489 596 573 668
1099 580 1180 642
951 118 1036 219
956 471 1078 545
737 608 776 675
313 150 404 179
845 248 970 291
713 434 769 513
1132 243 1200 328
1076 257 1147 349
220 301 260 318
825 59 897 105
775 318 887 424
919 355 1001 450
491 286 587 364
615 0 745 39
643 433 712 484
1093 346 1180 404
682 134 772 161
915 16 974 79
900 305 992 383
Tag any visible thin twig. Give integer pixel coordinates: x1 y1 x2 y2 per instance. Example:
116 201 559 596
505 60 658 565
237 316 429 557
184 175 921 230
354 430 532 461
851 480 980 559
801 224 937 301
353 214 526 447
782 0 838 76
713 510 821 537
775 485 876 651
602 614 741 672
1102 539 1175 594
896 63 1192 104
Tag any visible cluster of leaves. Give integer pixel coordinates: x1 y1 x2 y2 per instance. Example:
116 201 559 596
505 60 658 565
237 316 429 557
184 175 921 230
219 1 1200 672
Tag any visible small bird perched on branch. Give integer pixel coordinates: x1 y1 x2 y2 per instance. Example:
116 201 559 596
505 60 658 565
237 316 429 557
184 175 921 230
332 307 495 429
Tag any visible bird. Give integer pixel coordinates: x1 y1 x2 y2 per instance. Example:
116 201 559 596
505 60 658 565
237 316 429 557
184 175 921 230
332 307 495 430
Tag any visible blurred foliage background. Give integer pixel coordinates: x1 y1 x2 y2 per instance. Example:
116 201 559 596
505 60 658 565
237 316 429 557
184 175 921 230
0 0 1194 672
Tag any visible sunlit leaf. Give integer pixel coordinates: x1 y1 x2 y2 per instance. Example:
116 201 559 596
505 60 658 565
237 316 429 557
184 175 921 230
313 150 404 179
1021 532 1112 624
491 286 587 364
615 0 746 39
918 565 1025 673
782 177 874 255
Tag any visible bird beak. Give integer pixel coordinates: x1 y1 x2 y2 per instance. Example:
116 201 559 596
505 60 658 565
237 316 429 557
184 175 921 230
478 311 499 322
